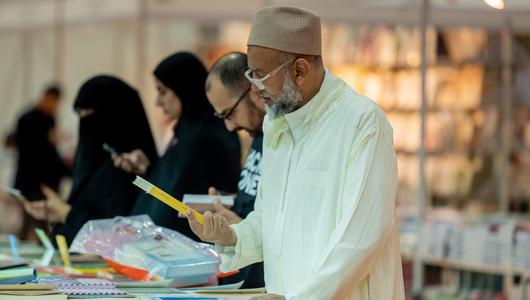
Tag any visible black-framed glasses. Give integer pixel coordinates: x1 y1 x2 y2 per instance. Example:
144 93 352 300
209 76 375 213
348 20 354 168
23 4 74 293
214 87 251 120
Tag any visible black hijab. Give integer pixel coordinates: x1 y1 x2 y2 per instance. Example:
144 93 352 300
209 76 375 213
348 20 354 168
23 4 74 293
54 75 158 243
153 52 213 123
71 75 158 195
131 53 241 238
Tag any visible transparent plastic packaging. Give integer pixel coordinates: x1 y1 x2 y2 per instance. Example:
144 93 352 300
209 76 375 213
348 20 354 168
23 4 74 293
70 215 219 285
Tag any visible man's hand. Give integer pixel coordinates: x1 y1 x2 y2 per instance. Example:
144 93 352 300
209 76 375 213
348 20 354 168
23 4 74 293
112 149 150 175
23 185 71 223
186 210 237 246
249 294 286 300
208 187 241 225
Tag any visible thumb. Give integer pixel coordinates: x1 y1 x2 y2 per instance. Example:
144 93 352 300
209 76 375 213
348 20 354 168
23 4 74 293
131 149 146 162
40 185 56 198
212 197 225 212
186 209 203 236
124 152 137 163
208 186 219 196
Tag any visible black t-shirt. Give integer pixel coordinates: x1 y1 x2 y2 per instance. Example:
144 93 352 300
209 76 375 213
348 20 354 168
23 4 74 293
221 135 264 289
233 135 263 219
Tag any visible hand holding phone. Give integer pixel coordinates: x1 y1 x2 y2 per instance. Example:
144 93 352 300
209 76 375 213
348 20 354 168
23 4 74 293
110 147 150 175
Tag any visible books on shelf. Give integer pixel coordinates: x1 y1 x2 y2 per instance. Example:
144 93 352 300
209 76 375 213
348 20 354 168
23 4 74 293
414 211 530 273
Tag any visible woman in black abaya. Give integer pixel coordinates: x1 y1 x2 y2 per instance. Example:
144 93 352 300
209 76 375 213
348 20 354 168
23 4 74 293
23 75 158 244
113 52 241 240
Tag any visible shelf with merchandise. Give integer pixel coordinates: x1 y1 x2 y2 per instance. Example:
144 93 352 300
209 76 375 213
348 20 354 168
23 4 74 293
398 208 530 297
319 19 530 300
419 256 527 277
331 63 485 113
339 59 500 73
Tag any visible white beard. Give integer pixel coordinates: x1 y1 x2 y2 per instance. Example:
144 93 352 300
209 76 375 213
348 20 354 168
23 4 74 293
263 71 303 119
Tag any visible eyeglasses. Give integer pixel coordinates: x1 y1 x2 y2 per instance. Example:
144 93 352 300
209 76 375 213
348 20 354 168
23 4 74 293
244 59 294 91
214 87 251 120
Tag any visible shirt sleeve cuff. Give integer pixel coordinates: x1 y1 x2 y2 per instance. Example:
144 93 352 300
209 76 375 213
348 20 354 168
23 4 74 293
215 224 244 273
215 221 263 273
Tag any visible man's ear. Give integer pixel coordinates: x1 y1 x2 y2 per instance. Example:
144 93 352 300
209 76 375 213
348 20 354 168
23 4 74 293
293 58 310 86
249 89 266 111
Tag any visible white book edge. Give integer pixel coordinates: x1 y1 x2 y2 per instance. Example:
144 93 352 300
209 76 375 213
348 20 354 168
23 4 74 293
133 176 153 193
182 194 234 206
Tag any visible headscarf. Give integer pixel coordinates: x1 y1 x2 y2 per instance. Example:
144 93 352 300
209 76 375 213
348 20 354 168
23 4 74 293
71 75 158 195
153 52 212 124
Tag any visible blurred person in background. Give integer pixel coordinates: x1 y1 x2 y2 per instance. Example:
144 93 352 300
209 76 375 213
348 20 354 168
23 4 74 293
14 84 71 239
14 84 70 200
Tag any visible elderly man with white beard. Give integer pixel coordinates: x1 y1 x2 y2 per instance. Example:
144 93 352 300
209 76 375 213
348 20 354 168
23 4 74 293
187 6 405 300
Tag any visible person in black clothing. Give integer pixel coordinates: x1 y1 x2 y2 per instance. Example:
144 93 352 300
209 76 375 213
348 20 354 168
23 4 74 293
14 84 69 200
112 52 241 240
200 52 266 288
14 84 70 239
23 75 158 244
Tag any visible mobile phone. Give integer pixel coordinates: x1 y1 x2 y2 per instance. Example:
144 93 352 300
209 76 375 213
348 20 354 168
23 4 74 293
102 143 117 155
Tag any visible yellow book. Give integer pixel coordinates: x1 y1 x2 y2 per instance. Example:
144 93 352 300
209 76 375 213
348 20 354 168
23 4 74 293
55 235 71 268
133 176 205 224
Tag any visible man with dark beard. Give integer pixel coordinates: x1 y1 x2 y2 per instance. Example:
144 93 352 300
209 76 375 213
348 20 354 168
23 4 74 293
187 6 404 300
203 52 265 288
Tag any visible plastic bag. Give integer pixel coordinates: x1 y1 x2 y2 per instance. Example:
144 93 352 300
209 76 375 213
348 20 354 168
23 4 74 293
70 215 219 285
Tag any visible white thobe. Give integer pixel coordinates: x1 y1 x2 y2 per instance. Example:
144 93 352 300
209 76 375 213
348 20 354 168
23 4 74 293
217 71 405 300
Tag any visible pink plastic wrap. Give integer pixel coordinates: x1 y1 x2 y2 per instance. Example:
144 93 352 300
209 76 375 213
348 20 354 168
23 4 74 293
70 215 219 284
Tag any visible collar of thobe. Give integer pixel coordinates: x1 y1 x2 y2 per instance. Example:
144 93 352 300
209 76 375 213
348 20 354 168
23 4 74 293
263 70 345 148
